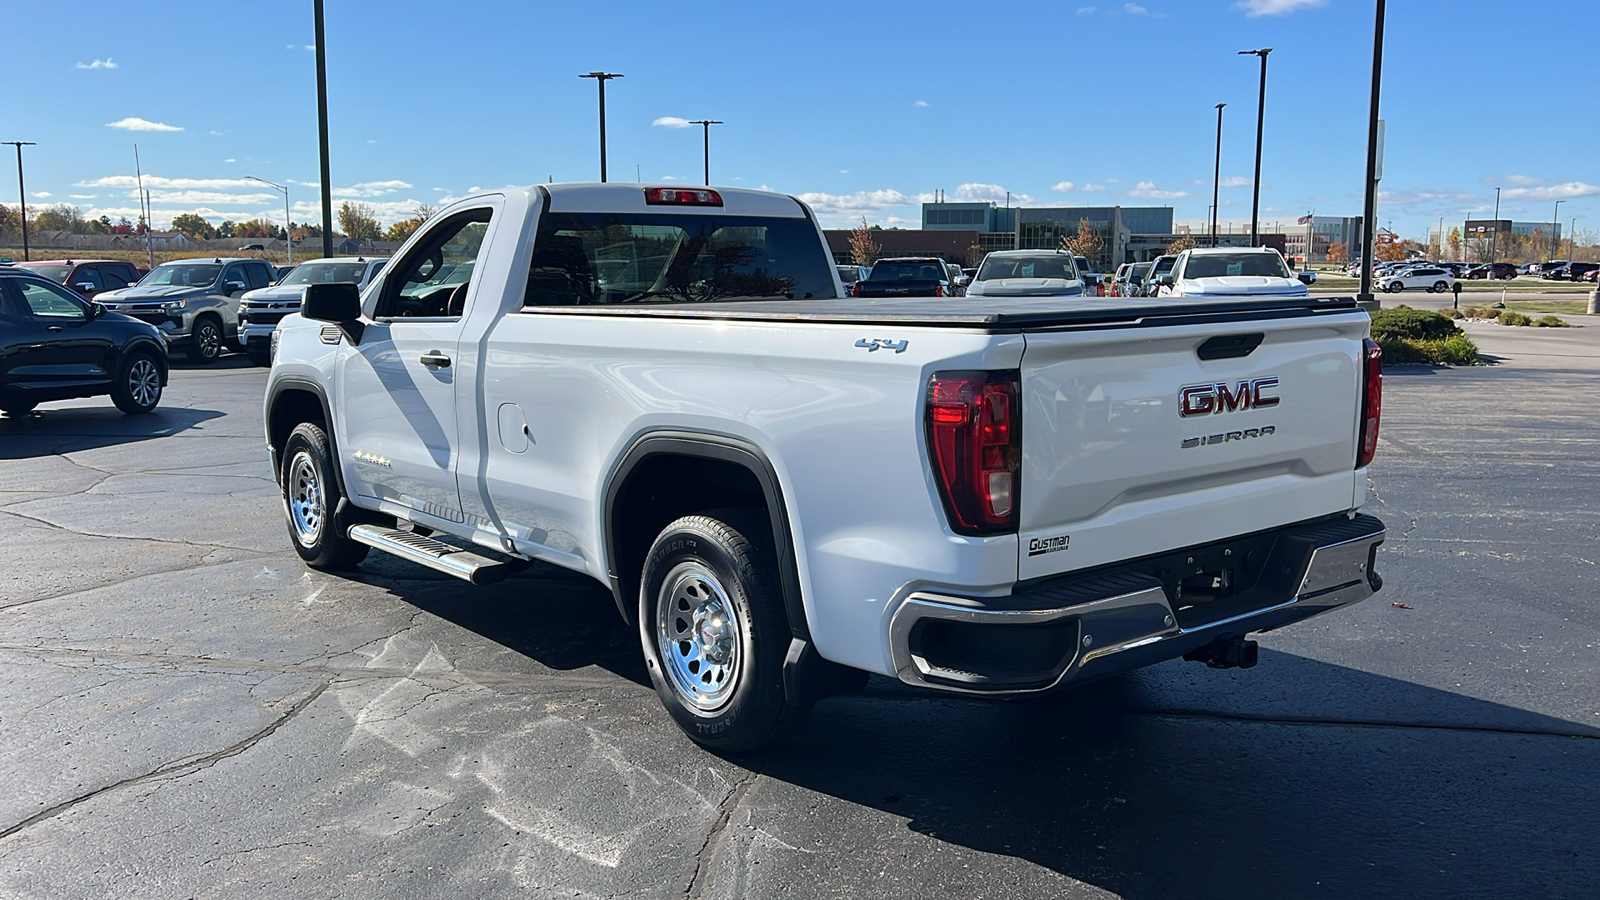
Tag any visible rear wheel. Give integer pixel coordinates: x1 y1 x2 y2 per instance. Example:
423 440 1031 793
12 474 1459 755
111 351 162 414
187 316 224 364
1431 281 1449 293
639 512 800 752
280 422 369 570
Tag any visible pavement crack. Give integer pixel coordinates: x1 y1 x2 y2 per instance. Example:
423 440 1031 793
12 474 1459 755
683 766 762 899
0 507 265 555
0 551 282 614
0 679 333 843
1366 476 1418 556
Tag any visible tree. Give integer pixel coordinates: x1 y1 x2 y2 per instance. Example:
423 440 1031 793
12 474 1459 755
849 217 881 266
1165 234 1197 256
1326 241 1348 264
291 223 322 240
233 218 279 239
32 204 86 233
414 203 438 222
338 201 382 241
171 213 217 241
1447 227 1462 261
0 203 14 232
1060 217 1105 264
1375 237 1407 262
82 215 112 235
216 220 236 239
384 217 423 241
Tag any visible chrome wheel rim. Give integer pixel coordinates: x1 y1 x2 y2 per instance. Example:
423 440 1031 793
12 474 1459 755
128 358 160 407
286 451 324 547
656 561 745 714
197 322 220 358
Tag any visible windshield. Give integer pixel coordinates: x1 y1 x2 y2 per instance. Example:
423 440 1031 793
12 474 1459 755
140 263 222 287
19 264 73 283
281 262 372 286
1151 257 1176 276
1181 252 1291 279
836 265 861 283
864 261 948 283
1130 262 1153 279
976 254 1078 281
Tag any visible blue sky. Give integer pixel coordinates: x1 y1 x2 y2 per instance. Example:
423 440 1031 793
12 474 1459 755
6 0 1597 241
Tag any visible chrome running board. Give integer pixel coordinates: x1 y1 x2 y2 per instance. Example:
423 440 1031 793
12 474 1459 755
348 524 528 585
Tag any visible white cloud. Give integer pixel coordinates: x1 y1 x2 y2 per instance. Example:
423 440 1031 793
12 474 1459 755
80 175 259 190
224 158 236 163
839 169 849 174
1129 180 1189 199
912 100 930 107
367 139 377 144
660 176 680 181
75 58 117 70
1051 181 1075 192
1125 3 1147 13
147 190 276 205
34 191 51 198
1082 183 1106 192
955 183 1037 205
1076 6 1096 13
1236 0 1325 15
1501 181 1600 202
69 194 96 200
794 188 935 226
303 45 316 51
285 44 296 50
209 130 225 137
1220 176 1253 188
1105 178 1120 183
467 186 481 193
652 116 692 128
1495 174 1546 187
432 187 444 192
106 117 182 132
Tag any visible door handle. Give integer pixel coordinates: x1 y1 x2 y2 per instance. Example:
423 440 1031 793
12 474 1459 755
419 351 451 368
47 326 64 332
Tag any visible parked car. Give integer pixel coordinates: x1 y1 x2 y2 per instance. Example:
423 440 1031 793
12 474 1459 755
1379 265 1455 293
1516 263 1537 276
1582 267 1598 283
1538 260 1571 278
273 265 297 284
836 264 868 294
93 257 275 363
1145 255 1178 296
9 259 142 300
853 257 963 297
1113 261 1154 297
267 182 1387 751
0 266 168 416
1566 262 1599 281
1154 247 1311 298
239 257 388 366
1073 255 1104 292
239 243 266 252
1463 262 1517 280
966 250 1083 298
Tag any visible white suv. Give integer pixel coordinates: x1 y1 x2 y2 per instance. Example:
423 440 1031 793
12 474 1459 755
1155 247 1310 298
1379 266 1455 294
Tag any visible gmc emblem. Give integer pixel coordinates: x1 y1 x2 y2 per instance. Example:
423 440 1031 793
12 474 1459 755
1180 377 1280 417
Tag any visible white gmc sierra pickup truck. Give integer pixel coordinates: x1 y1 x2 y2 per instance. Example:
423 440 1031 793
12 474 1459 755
265 183 1386 750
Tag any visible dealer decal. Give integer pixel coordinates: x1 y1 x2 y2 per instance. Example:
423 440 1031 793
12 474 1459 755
1027 534 1070 557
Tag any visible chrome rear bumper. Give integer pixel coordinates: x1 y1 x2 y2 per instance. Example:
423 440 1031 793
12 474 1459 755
890 514 1385 694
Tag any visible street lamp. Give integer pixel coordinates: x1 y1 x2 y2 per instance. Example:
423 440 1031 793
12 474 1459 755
1569 216 1580 260
1551 199 1563 261
1237 48 1271 247
1212 103 1225 247
688 120 723 186
580 71 624 182
1491 186 1501 263
1357 1 1385 302
314 0 333 258
2 141 36 261
245 176 292 264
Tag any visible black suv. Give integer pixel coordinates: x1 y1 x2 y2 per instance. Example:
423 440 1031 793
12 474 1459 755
0 267 169 416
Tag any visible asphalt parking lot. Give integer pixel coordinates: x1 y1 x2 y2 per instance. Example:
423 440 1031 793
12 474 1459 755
2 325 1598 899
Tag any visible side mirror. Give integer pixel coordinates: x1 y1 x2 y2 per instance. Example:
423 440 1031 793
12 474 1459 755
1084 274 1102 286
89 301 106 319
1298 271 1317 285
224 281 247 296
76 283 96 292
1158 274 1176 287
302 283 363 341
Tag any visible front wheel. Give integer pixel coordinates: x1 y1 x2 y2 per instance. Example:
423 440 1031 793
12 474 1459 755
280 422 369 570
187 316 225 364
1385 282 1403 293
111 350 162 414
1431 281 1449 293
639 513 800 752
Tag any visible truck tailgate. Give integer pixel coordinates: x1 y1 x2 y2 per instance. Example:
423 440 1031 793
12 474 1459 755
1017 311 1370 581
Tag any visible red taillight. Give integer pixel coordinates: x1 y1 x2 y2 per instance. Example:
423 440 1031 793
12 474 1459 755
643 187 723 206
1357 337 1382 467
926 371 1020 535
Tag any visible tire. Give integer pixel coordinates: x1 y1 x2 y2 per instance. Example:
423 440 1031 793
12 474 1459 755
246 348 273 367
1432 281 1448 293
279 421 369 570
1385 282 1403 293
110 350 162 414
639 512 800 752
187 315 224 364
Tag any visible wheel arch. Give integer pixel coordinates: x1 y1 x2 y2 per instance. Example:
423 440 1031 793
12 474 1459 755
603 430 809 644
265 376 342 493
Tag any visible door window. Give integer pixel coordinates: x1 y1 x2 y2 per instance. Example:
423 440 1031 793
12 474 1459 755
244 262 272 289
100 266 132 290
17 280 89 319
377 208 493 319
71 266 104 292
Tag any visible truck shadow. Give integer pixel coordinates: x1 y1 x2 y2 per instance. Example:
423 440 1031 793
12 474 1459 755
0 405 227 459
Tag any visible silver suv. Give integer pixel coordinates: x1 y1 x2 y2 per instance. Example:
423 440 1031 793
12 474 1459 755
239 257 387 366
95 257 275 363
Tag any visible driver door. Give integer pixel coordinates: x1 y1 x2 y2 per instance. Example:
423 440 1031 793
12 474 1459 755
335 203 499 526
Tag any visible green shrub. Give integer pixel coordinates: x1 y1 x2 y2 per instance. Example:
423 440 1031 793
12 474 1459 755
1441 307 1465 319
1374 332 1480 366
1498 310 1532 327
1534 315 1570 328
1370 308 1462 341
1479 307 1502 320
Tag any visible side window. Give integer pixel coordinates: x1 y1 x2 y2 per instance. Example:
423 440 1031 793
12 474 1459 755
245 263 272 289
17 280 89 319
71 266 104 292
221 265 246 290
100 266 132 290
377 208 492 319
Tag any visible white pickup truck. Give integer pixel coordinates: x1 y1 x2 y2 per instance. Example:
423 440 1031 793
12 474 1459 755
265 184 1386 750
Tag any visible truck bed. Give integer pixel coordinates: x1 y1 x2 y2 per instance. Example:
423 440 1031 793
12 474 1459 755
523 294 1362 331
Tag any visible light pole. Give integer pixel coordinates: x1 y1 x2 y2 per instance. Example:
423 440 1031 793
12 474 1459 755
1569 216 1580 260
1490 186 1501 263
1550 199 1563 261
1212 103 1225 247
1357 1 1385 302
1238 48 1271 247
314 0 333 258
246 176 292 264
3 141 36 261
688 120 723 186
580 72 624 182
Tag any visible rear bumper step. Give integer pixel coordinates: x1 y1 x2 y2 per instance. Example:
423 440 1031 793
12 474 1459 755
890 513 1385 694
348 524 529 585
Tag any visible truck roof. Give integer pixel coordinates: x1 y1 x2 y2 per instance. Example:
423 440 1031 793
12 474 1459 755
538 183 811 219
